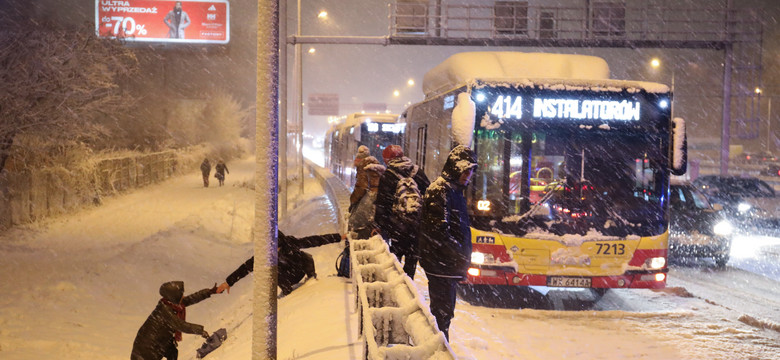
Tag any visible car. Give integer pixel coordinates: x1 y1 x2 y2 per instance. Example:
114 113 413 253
669 180 733 267
692 175 780 235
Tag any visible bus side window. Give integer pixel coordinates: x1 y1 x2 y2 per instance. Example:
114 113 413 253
416 125 427 170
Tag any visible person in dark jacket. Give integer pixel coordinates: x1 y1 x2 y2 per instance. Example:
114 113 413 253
200 158 211 188
131 281 217 360
214 159 229 186
216 230 342 295
418 145 477 341
375 144 430 279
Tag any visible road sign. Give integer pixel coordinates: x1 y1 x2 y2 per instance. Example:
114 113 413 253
95 0 229 44
308 93 339 116
362 103 387 113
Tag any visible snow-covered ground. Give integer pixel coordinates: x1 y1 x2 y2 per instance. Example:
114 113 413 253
1 155 779 359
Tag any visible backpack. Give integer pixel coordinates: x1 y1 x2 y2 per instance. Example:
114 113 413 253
389 167 423 223
335 244 350 278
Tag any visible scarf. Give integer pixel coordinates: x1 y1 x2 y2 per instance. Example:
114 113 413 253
161 298 186 342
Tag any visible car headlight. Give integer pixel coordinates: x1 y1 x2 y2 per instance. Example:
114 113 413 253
713 220 733 236
471 252 495 265
644 257 666 270
737 202 752 213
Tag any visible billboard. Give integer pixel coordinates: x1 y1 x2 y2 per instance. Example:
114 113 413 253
308 93 340 116
96 0 229 44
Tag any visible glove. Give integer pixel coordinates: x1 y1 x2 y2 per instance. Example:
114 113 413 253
210 283 218 294
202 330 210 339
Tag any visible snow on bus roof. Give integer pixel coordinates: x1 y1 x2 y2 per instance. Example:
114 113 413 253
422 51 668 96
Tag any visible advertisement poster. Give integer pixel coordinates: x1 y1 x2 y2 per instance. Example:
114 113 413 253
95 0 229 44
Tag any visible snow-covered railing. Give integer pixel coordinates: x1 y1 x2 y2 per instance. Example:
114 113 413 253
350 235 455 360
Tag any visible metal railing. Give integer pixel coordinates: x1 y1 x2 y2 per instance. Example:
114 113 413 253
389 1 761 46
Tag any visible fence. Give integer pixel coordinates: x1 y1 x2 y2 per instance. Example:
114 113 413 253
306 159 454 359
351 235 455 360
0 148 217 230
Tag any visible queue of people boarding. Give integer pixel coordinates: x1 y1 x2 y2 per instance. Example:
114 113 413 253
131 144 476 360
348 144 478 341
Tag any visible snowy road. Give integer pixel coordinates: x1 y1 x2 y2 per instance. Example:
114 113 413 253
1 155 779 359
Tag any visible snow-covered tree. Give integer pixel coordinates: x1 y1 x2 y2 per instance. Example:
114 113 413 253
0 19 138 172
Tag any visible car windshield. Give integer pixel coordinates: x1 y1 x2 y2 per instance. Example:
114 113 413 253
671 185 711 210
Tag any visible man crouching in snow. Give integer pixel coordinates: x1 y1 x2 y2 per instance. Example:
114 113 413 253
131 281 217 360
216 230 341 296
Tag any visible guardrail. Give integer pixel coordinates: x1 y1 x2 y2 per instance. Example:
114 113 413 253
350 235 455 360
305 159 454 359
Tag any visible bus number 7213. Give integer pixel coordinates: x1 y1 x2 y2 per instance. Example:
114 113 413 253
595 243 626 255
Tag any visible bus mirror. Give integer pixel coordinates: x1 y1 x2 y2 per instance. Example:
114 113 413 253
671 117 687 176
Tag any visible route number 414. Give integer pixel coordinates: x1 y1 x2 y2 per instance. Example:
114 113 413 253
490 95 522 119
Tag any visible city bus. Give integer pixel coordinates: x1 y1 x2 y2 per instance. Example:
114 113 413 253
324 113 404 187
401 52 686 292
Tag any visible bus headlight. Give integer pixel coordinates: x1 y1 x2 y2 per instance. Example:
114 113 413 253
471 252 495 265
644 257 666 270
713 220 734 236
737 202 752 213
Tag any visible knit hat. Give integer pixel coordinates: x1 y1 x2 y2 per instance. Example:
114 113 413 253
356 145 370 158
382 145 404 163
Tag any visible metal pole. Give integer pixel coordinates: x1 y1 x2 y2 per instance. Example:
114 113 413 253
296 0 305 197
255 0 279 358
279 0 287 218
720 0 733 176
769 98 773 152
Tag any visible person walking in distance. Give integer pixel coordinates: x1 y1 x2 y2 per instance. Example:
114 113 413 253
200 158 211 188
214 159 229 187
375 144 430 279
418 145 477 341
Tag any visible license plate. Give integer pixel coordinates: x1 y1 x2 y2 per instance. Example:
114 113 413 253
547 276 592 288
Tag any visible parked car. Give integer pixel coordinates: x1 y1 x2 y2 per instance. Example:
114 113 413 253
692 175 780 235
669 180 733 267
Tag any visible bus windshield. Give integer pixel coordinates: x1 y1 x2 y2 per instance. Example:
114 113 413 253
471 127 669 237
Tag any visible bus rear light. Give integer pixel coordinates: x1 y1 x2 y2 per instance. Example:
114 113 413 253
468 268 480 277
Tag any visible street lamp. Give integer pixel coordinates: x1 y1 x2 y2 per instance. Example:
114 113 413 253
650 57 675 117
